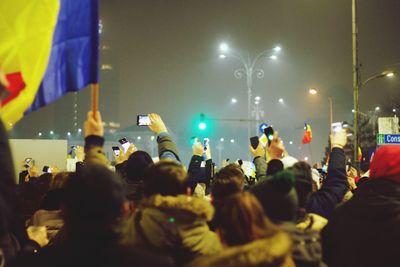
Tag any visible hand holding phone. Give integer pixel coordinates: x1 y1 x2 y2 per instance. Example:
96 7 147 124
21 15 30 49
118 137 130 153
250 136 260 149
24 158 33 169
112 146 121 156
263 126 274 146
203 138 210 151
249 136 264 158
330 127 347 149
137 115 151 126
42 166 52 173
331 122 343 133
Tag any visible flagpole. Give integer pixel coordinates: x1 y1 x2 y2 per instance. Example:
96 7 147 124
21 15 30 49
91 83 99 117
308 143 313 163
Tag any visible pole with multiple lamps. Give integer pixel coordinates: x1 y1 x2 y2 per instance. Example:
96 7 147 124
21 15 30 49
218 43 281 142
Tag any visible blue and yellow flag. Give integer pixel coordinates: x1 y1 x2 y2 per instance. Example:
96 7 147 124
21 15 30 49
0 0 99 128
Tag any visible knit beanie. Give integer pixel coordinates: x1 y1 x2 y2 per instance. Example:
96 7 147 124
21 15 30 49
251 170 298 223
370 145 400 184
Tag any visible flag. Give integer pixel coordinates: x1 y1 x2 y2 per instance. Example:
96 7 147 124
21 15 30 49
0 0 99 128
0 0 60 127
358 146 362 162
27 0 99 113
302 123 312 145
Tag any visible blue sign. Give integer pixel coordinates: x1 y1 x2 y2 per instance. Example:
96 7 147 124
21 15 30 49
377 134 400 145
259 123 268 134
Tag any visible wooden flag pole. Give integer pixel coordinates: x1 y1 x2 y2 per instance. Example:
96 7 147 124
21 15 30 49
91 83 99 117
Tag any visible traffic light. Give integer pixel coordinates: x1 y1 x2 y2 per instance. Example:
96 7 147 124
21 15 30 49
198 113 207 131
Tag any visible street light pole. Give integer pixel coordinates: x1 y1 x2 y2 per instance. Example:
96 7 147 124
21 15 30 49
252 97 264 134
352 0 360 166
328 97 333 129
220 45 280 145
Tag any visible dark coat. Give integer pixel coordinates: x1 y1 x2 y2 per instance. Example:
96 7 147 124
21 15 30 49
321 179 400 267
187 156 213 194
0 120 37 263
11 243 175 267
306 147 348 218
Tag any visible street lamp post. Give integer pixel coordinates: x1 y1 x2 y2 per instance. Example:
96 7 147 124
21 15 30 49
355 70 396 157
351 0 397 166
252 96 264 134
352 0 360 168
219 43 281 143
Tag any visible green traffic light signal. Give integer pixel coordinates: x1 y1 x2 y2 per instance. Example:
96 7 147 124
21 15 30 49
198 113 207 130
198 122 207 130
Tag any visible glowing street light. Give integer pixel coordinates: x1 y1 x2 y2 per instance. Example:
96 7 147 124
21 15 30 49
231 98 237 104
309 88 318 95
255 96 261 101
219 54 226 59
308 88 333 126
273 46 282 52
38 132 42 137
278 98 284 103
393 109 397 113
137 136 141 140
375 106 380 111
289 141 293 145
78 128 82 133
220 138 225 142
386 72 395 77
219 43 229 53
230 139 235 143
50 130 54 135
67 132 71 136
269 55 278 60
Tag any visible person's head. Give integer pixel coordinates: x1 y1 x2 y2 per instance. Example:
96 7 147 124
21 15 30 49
211 163 244 201
143 161 188 197
251 170 298 224
62 164 126 242
126 151 153 183
38 173 53 195
266 159 284 176
369 145 400 184
290 161 315 210
50 171 71 190
214 192 279 246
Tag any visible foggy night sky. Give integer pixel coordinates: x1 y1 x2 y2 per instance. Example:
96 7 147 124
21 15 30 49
14 0 400 163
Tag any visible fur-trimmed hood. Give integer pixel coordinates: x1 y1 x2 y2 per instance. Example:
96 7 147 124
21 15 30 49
185 232 294 267
122 194 221 263
139 194 214 221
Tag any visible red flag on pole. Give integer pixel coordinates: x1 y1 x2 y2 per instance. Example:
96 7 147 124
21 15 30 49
302 123 313 145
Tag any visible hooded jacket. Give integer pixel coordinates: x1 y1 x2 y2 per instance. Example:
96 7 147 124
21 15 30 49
185 232 294 267
322 146 400 267
123 194 221 265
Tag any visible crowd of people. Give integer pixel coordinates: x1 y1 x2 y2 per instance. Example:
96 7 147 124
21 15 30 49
0 108 400 267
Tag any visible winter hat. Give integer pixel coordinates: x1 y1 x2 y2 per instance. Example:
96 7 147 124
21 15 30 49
126 151 154 182
370 145 400 184
251 170 298 223
281 156 298 169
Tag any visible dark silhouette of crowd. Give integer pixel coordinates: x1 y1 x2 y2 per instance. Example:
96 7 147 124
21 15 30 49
1 109 400 267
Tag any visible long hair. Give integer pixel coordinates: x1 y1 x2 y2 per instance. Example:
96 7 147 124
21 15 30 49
214 192 279 246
